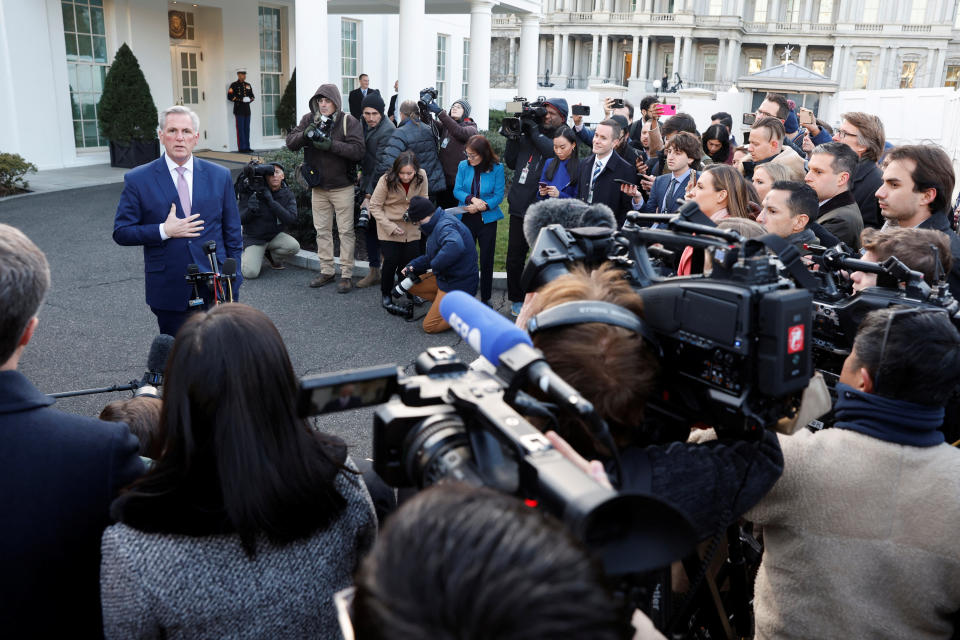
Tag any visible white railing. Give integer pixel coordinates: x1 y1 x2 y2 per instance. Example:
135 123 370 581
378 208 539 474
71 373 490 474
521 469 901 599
570 11 594 21
743 21 767 31
651 13 676 22
901 24 932 33
492 15 515 26
611 12 635 22
854 23 883 31
810 22 835 31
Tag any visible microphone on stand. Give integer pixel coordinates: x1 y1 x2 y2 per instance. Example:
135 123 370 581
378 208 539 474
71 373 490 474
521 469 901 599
134 334 175 398
222 258 237 302
186 263 205 308
203 240 224 304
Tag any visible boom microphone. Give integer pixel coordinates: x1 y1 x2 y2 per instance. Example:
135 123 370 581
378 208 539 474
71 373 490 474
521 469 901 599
135 334 175 398
522 198 617 247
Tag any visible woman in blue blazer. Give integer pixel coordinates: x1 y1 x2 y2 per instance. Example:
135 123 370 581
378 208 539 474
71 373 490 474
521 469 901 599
453 134 505 304
537 127 579 200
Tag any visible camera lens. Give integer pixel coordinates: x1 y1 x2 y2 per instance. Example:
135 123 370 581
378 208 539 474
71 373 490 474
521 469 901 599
357 207 370 230
402 414 472 489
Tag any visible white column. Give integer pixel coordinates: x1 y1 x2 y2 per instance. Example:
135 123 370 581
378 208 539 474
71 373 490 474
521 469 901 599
538 37 547 75
509 37 517 78
398 0 429 105
717 39 726 83
559 33 571 86
573 37 583 84
552 33 562 78
802 0 813 22
599 35 611 81
798 43 807 67
631 35 639 79
935 47 948 86
638 35 649 81
682 36 693 80
672 35 681 78
765 42 774 68
468 0 493 130
727 38 739 80
876 46 889 89
926 50 938 87
831 44 841 80
295 0 329 118
590 33 600 78
518 14 540 99
769 0 781 22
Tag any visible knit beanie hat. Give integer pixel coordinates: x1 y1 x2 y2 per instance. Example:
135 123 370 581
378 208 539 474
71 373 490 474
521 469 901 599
452 98 471 119
406 196 437 222
361 92 386 115
543 97 569 120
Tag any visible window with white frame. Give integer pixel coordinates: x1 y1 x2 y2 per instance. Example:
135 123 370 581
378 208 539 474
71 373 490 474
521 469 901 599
900 61 917 88
341 19 359 96
436 34 448 108
753 0 767 22
818 0 834 22
63 0 109 149
863 0 880 22
910 0 927 23
704 53 718 82
784 0 800 22
259 6 283 136
854 59 871 89
461 38 470 101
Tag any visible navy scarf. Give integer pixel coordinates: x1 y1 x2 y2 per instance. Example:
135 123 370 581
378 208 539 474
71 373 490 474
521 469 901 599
833 383 944 447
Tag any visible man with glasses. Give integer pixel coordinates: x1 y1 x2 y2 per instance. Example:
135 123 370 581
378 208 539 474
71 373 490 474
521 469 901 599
747 306 960 639
834 111 885 229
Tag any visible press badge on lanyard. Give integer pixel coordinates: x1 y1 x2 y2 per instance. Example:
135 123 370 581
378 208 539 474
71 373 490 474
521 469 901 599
441 137 449 149
517 154 533 184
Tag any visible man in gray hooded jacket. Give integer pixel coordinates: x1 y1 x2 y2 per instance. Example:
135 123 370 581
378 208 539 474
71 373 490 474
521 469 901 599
286 84 364 293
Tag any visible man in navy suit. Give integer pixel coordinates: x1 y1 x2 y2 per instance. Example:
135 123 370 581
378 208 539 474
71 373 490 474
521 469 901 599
576 118 642 227
0 223 144 637
114 105 243 336
639 131 701 213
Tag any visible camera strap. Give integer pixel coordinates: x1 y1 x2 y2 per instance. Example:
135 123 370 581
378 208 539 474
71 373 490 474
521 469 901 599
750 234 819 290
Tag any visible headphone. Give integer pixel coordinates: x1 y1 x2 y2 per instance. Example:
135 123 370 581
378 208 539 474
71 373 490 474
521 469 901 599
527 300 660 354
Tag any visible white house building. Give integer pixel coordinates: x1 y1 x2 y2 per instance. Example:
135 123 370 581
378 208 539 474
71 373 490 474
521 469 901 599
3 0 960 170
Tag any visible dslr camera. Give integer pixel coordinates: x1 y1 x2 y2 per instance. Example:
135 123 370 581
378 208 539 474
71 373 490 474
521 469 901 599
500 96 549 140
419 87 438 104
305 115 334 144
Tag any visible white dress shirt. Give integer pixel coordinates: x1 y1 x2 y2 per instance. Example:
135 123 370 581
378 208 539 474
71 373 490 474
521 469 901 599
159 154 194 241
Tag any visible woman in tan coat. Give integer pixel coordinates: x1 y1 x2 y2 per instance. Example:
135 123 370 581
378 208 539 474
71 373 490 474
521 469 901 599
368 150 428 307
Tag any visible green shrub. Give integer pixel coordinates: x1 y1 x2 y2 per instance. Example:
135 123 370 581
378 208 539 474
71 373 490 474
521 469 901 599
276 68 298 134
0 153 37 196
97 43 158 144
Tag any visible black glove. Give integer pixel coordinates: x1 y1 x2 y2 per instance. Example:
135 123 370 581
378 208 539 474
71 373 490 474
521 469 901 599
261 187 274 201
247 192 260 212
521 118 537 136
312 137 333 151
304 123 318 139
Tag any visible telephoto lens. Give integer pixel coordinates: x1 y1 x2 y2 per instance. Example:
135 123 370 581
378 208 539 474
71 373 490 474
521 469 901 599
392 273 421 298
357 206 371 230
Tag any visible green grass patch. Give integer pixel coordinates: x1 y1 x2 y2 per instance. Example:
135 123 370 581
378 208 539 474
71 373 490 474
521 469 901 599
494 202 510 271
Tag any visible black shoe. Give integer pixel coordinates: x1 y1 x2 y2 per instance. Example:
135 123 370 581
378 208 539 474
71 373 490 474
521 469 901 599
382 295 392 308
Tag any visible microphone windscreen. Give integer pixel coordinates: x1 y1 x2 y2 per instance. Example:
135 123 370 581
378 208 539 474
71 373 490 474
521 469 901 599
222 258 237 277
145 334 175 379
523 198 617 247
439 291 532 364
187 263 200 275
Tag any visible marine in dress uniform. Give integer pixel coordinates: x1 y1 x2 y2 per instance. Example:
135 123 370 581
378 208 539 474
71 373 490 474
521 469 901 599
228 68 255 153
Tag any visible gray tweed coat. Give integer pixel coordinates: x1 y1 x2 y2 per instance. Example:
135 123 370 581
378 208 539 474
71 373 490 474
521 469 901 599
100 459 376 639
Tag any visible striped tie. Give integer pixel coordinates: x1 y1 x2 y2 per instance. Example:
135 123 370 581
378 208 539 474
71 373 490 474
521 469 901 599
589 160 602 203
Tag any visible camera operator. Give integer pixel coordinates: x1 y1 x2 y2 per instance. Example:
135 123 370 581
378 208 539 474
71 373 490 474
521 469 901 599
876 144 960 299
521 263 783 542
350 484 658 640
357 93 396 289
420 94 478 208
850 227 952 293
238 163 300 279
504 97 567 317
747 307 960 639
286 84 364 293
399 196 478 334
375 99 446 198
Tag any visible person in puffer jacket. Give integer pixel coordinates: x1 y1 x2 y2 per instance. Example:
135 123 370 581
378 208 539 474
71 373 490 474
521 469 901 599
401 196 478 334
375 100 446 196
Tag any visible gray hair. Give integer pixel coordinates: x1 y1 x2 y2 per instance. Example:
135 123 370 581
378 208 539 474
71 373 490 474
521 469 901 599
158 105 200 133
398 100 418 117
0 224 50 364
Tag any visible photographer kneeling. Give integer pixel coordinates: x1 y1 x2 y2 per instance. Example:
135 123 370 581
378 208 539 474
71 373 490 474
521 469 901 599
238 163 300 279
398 196 478 334
746 308 960 639
524 261 784 541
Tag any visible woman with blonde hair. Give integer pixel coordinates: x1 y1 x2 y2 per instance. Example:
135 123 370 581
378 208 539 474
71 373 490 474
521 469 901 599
751 162 803 204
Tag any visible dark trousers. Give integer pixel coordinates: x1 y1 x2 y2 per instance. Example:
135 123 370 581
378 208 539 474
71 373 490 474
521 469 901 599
435 188 458 209
151 283 228 336
505 214 529 303
461 213 497 302
364 223 381 268
236 115 251 151
380 239 422 297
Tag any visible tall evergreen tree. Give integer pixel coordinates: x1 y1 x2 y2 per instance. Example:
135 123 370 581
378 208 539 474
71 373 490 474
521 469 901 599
276 68 297 134
98 43 158 144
